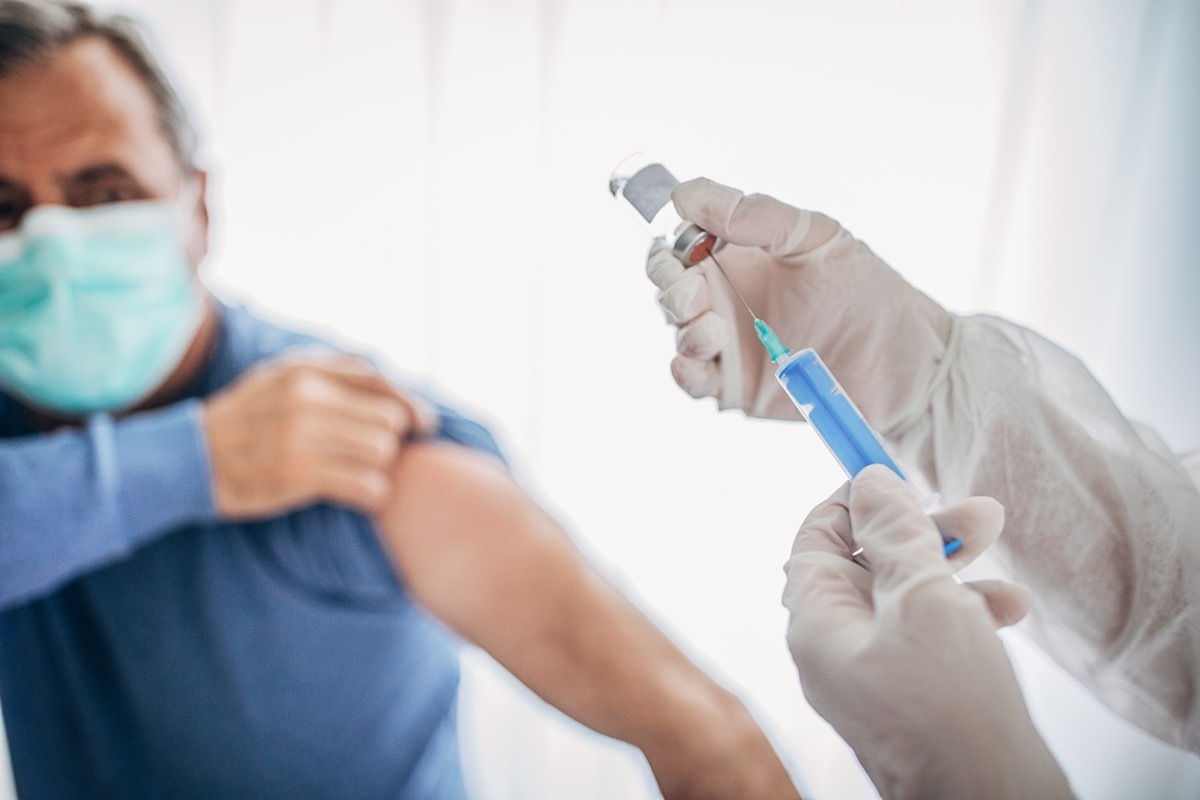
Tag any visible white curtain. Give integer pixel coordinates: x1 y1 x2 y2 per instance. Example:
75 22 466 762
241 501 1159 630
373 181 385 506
1 0 1196 797
968 1 1200 797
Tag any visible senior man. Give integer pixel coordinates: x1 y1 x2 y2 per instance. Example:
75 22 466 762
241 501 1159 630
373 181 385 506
0 3 799 798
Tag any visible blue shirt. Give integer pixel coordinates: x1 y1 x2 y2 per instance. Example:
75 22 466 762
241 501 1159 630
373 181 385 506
0 300 503 799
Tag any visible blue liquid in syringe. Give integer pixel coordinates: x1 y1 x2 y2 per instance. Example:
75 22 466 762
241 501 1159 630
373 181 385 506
707 262 960 556
770 345 962 557
775 349 906 480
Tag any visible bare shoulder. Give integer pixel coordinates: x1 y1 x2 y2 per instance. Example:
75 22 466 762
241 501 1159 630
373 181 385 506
371 441 538 582
371 441 562 632
375 441 519 530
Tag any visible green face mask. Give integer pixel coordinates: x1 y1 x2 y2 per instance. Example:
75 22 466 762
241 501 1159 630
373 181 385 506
0 200 204 415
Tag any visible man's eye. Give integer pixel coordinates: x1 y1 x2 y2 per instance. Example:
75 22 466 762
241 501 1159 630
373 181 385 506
74 185 138 207
0 200 25 233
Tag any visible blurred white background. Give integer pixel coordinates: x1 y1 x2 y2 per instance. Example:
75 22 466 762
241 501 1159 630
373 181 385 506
2 0 1198 797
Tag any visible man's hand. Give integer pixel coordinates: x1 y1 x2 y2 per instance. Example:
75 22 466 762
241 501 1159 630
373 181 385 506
202 353 435 519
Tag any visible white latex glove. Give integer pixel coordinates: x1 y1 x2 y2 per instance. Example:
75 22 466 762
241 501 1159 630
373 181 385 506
646 178 952 432
783 466 1074 800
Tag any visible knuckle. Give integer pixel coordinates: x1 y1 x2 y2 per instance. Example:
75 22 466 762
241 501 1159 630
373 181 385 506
278 456 311 487
411 401 438 433
283 368 325 403
377 400 407 430
377 431 401 459
351 470 390 507
280 413 314 446
364 430 399 463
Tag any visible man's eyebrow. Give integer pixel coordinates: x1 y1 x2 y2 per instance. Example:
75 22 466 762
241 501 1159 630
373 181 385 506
64 163 137 185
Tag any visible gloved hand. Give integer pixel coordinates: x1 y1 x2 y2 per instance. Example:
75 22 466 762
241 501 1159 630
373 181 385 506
646 178 952 432
782 466 1073 800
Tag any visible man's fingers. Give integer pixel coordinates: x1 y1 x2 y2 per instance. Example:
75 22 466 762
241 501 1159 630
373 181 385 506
312 358 407 398
282 371 415 432
315 386 438 450
312 416 404 467
399 392 439 437
273 350 408 399
206 351 440 520
281 354 437 435
963 579 1033 628
298 358 438 435
310 460 393 512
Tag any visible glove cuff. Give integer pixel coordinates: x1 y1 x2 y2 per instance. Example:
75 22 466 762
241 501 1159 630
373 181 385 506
882 312 963 440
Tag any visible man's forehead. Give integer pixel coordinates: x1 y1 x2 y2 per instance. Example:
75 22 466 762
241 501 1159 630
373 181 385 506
0 36 177 187
0 37 156 125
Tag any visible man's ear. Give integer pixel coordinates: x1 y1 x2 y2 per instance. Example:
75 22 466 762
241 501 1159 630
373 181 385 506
185 169 209 270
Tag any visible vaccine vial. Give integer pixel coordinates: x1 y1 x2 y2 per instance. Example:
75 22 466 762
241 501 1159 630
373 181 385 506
608 155 722 266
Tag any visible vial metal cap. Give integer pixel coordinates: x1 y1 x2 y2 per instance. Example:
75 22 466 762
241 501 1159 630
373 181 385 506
673 225 724 267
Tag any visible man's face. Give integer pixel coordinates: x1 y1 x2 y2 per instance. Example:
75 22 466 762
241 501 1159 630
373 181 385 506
0 35 207 265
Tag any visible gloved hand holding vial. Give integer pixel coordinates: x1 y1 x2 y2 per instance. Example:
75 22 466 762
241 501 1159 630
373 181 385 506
615 158 1200 770
609 157 960 556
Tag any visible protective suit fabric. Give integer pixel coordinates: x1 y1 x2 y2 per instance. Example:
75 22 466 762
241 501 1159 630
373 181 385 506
888 314 1200 754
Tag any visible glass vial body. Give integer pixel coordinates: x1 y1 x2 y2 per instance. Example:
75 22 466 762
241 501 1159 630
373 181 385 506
609 155 721 266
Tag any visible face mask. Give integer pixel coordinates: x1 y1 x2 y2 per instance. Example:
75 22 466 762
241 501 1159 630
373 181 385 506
0 198 204 415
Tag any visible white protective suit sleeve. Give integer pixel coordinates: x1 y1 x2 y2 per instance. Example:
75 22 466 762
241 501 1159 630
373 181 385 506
885 313 1200 753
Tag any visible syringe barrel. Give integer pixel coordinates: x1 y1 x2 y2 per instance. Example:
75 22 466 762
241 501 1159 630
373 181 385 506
774 348 910 482
774 348 962 555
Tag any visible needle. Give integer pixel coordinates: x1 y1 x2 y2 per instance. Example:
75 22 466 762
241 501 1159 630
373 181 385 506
707 251 791 363
707 250 961 558
707 251 759 320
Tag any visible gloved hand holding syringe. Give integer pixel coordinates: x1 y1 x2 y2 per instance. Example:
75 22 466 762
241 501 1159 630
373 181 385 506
609 157 962 557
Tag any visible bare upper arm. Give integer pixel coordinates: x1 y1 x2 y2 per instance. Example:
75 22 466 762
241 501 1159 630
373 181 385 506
371 441 568 640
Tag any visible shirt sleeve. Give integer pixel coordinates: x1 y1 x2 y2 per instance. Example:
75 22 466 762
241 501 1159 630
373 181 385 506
886 314 1200 753
429 399 505 464
0 399 216 609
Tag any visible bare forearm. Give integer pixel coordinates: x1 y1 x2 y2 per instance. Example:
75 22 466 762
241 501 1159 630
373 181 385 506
373 442 798 798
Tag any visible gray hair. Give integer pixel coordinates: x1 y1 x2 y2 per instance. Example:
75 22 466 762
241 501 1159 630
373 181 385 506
0 0 198 170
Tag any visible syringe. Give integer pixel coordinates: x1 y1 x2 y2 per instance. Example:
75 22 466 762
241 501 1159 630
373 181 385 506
608 157 960 556
707 252 963 558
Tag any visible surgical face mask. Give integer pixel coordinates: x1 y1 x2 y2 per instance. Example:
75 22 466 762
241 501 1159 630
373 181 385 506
0 198 204 415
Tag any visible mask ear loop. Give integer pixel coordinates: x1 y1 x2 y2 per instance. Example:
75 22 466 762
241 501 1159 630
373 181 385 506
173 175 203 229
173 174 211 279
